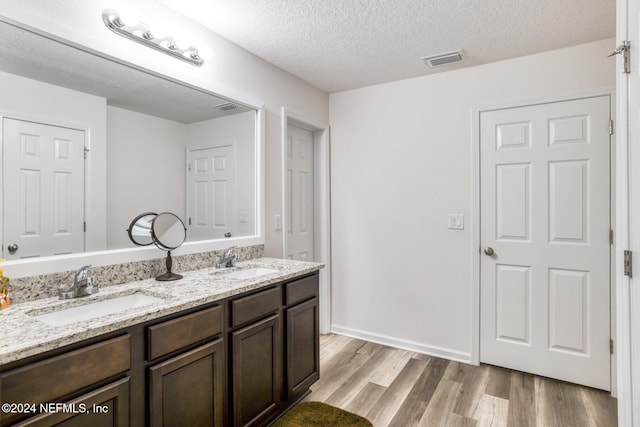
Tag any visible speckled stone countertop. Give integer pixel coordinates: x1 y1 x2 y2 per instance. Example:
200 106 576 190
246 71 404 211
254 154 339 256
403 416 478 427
0 258 322 365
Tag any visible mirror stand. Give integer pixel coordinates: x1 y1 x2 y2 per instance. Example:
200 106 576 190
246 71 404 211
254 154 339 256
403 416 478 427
156 250 182 281
127 212 187 282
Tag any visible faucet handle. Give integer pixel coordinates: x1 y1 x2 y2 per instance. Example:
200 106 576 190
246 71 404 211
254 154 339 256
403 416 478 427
74 264 92 284
229 253 238 267
76 264 92 273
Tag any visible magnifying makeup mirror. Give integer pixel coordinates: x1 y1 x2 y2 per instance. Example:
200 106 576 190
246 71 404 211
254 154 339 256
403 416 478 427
127 212 157 246
127 212 186 281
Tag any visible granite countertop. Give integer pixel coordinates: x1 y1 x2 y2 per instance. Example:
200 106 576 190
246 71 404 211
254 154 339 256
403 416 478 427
0 257 323 365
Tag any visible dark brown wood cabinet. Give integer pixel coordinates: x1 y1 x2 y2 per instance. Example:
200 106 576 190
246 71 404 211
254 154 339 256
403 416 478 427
12 377 130 427
231 314 282 426
149 339 225 427
286 296 319 399
0 335 131 426
0 271 320 427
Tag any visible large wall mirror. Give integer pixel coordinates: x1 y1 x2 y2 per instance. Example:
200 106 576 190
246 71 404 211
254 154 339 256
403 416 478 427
0 19 263 268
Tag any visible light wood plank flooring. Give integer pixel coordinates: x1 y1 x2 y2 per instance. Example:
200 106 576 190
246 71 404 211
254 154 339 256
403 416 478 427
306 334 617 427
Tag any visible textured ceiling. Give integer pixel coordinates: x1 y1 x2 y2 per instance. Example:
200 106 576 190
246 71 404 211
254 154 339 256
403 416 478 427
0 21 252 123
159 0 616 93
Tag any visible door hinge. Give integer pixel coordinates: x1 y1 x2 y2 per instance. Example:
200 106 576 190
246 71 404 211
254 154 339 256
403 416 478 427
609 41 630 73
188 163 192 172
84 147 90 159
609 119 614 136
610 229 614 245
624 250 633 277
188 217 191 226
83 222 87 232
610 339 615 355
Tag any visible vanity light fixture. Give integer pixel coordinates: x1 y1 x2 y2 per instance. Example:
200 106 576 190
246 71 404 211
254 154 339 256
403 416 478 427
102 9 205 66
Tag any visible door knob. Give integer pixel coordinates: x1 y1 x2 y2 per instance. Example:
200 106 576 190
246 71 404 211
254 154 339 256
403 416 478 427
484 247 495 256
7 243 18 254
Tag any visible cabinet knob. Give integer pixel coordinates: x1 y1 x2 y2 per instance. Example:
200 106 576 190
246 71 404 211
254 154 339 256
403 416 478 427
7 243 18 254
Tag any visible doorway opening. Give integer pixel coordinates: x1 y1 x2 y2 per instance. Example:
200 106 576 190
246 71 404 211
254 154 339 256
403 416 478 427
281 108 331 333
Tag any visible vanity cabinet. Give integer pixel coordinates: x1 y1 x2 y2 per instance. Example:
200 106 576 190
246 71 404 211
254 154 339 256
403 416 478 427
11 378 130 427
0 334 131 426
229 286 283 426
0 271 320 427
149 340 225 427
147 305 225 427
284 275 320 400
285 297 319 399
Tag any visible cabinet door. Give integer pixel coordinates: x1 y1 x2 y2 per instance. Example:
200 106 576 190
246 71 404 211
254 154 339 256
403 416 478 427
1 335 130 425
15 377 130 427
149 339 225 427
286 296 319 398
232 314 282 427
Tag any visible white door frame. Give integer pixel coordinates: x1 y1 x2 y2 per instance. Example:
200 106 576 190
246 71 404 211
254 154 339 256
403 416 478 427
471 88 616 393
615 0 634 423
281 108 331 333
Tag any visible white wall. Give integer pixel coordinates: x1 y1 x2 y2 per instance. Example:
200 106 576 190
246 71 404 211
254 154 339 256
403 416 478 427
0 69 108 251
107 108 257 249
106 106 187 249
187 111 256 238
330 39 616 360
0 0 329 277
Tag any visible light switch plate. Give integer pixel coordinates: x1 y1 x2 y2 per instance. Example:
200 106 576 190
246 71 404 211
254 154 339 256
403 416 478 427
274 214 282 230
448 214 464 230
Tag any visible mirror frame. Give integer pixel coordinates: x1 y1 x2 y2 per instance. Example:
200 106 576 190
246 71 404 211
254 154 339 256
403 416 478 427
150 213 187 251
0 16 266 279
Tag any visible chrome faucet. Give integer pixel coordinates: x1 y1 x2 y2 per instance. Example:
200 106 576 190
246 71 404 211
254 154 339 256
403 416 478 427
59 265 99 299
216 246 238 268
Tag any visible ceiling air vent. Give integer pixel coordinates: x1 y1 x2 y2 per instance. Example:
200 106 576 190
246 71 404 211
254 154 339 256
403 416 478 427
422 50 463 67
215 102 238 111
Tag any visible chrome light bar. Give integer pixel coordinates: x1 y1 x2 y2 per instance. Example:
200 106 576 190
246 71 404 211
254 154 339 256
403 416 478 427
102 9 205 67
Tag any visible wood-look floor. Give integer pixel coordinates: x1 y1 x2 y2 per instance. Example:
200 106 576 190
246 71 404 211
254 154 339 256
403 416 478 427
306 334 617 427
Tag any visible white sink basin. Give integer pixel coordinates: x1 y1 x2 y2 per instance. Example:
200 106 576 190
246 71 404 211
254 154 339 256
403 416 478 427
33 293 164 327
222 267 279 280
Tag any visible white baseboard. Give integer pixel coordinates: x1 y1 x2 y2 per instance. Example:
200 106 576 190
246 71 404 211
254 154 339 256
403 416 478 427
330 324 472 364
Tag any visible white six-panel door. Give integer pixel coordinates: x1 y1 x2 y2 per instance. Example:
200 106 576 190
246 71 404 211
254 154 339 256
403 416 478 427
480 96 611 390
286 124 314 261
3 118 85 259
186 144 236 240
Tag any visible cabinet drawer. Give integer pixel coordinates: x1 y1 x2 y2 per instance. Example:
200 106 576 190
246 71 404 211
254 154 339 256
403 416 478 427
285 274 319 306
147 305 223 361
231 287 281 328
0 335 130 423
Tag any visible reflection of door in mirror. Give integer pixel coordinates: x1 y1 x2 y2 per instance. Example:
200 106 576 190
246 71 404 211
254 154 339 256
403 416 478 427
187 144 236 240
3 118 85 259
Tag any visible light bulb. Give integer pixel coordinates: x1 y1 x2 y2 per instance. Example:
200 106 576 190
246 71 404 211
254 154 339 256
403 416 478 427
117 7 140 27
172 36 189 51
196 45 213 60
